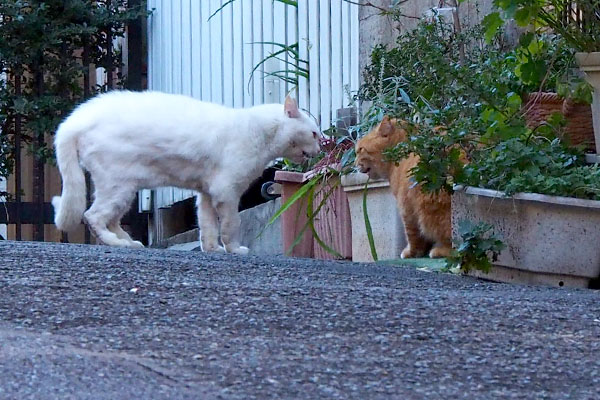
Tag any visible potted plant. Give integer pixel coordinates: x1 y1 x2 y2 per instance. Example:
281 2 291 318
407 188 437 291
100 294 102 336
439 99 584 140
358 13 600 287
515 34 595 152
271 108 357 260
452 135 600 288
488 0 600 156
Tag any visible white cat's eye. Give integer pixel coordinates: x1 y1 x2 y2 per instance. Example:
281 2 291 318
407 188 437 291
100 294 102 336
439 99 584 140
312 131 318 139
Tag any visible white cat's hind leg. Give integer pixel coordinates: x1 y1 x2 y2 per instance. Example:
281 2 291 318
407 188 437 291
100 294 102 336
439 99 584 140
84 212 131 247
197 193 225 253
84 184 138 248
108 220 144 249
214 199 249 255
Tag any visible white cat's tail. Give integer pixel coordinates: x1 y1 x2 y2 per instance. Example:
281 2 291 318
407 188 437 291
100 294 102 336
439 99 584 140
52 122 86 232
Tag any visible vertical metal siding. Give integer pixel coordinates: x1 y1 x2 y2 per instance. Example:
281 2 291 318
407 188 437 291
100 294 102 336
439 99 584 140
148 0 360 209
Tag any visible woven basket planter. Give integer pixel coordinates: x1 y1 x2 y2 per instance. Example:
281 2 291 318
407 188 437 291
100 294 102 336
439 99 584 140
523 92 595 152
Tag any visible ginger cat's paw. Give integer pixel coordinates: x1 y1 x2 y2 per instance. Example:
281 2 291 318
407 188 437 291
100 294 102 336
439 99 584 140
401 246 425 259
429 245 452 258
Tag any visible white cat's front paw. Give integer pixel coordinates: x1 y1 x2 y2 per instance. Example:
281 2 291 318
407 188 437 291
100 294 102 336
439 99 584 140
130 240 145 249
230 246 249 255
201 244 226 253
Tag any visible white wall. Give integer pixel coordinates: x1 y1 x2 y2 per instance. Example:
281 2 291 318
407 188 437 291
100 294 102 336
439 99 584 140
146 0 360 209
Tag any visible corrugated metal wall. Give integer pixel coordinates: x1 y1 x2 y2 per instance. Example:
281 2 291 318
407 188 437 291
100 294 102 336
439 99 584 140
146 0 360 208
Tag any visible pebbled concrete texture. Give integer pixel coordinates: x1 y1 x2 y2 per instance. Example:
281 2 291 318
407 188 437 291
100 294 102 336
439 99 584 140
165 198 283 255
1 240 600 399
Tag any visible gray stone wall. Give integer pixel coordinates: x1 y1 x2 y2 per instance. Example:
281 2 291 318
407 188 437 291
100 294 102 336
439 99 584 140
358 0 495 84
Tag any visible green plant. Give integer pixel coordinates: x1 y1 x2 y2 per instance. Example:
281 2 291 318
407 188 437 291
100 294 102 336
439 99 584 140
485 0 600 53
358 18 525 193
445 220 506 273
463 134 600 199
0 0 148 182
362 180 378 261
209 0 307 90
360 17 597 200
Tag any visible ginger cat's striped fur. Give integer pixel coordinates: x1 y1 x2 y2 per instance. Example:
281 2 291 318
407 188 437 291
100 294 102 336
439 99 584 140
355 116 452 258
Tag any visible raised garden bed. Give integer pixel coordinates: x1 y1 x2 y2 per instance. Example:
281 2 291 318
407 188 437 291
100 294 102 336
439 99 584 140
452 185 600 288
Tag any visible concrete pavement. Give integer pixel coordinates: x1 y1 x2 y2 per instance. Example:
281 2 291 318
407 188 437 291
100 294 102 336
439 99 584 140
1 241 599 399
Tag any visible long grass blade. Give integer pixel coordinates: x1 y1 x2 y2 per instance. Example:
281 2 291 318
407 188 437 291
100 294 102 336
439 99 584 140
208 0 236 21
363 181 378 261
261 175 319 233
285 219 311 256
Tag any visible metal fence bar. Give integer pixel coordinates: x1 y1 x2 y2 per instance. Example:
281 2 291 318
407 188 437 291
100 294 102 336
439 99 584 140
83 41 92 244
128 0 143 91
33 55 45 242
107 0 114 90
14 74 22 241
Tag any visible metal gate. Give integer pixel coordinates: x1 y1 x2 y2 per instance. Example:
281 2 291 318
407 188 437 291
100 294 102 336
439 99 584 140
0 8 147 243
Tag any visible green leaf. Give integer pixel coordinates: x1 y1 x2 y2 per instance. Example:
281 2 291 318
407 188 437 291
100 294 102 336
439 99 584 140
263 176 320 230
506 92 522 109
482 12 504 43
514 7 533 27
363 181 378 261
519 59 546 85
519 32 534 48
207 0 236 21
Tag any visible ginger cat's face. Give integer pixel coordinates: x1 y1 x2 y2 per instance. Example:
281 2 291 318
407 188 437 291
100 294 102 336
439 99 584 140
355 117 407 180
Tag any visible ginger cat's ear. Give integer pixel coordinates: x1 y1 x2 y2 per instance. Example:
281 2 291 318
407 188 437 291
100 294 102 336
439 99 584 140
284 95 301 119
379 116 394 138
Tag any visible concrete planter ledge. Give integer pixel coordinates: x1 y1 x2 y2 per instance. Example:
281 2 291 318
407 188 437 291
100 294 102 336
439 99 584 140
452 185 600 288
340 172 390 190
342 172 406 262
457 185 600 210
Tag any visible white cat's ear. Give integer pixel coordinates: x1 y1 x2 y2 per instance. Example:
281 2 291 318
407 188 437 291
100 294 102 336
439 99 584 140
379 116 394 137
284 95 301 119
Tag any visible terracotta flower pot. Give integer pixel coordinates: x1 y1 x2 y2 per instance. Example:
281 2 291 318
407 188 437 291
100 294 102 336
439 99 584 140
274 169 352 260
274 170 315 258
523 92 595 152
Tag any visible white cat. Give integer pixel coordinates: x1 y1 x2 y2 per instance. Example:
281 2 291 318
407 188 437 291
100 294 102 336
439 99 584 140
52 91 321 254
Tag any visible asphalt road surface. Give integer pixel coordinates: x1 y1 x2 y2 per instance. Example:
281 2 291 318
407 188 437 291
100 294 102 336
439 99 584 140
1 240 599 399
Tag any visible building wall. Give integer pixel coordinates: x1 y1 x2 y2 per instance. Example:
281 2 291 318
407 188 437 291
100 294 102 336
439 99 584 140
359 0 495 85
146 0 361 215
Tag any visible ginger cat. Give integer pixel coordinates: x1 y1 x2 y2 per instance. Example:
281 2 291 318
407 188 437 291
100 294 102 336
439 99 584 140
355 116 452 258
